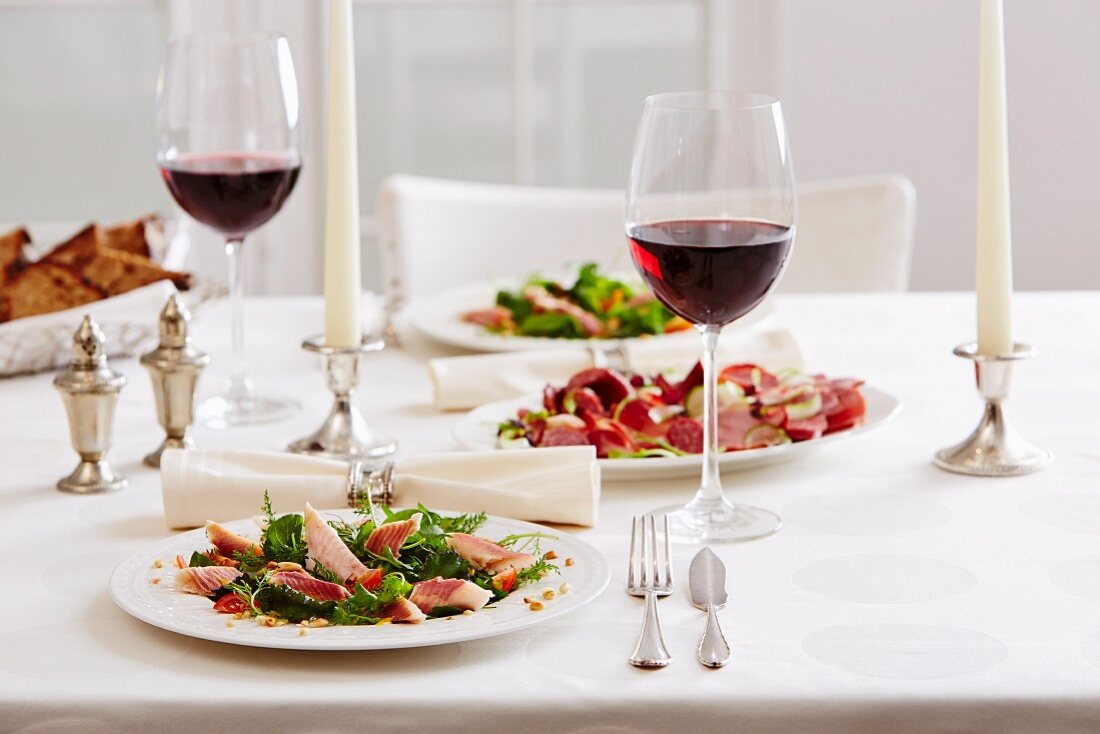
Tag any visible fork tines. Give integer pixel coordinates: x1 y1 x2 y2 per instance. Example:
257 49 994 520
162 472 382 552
628 514 672 595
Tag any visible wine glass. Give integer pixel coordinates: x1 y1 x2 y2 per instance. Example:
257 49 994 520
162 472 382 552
156 33 302 427
625 91 796 543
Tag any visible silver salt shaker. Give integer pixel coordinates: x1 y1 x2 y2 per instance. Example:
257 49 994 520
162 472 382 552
140 294 209 468
53 315 128 493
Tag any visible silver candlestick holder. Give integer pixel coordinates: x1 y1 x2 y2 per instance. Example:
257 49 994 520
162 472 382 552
933 341 1053 476
287 335 397 460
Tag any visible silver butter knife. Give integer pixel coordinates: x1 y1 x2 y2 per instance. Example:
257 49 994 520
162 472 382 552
689 547 731 668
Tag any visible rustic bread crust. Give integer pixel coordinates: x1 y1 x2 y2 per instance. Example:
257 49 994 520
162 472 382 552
100 214 164 258
80 248 192 296
0 227 31 285
41 224 99 268
2 262 105 321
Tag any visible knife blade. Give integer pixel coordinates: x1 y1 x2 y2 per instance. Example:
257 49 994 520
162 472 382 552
689 547 731 667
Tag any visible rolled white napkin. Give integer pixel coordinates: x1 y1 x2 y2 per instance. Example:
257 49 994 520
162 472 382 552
429 327 804 411
160 446 599 530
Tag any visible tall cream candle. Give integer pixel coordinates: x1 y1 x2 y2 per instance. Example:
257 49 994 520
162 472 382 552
323 0 362 348
975 0 1013 356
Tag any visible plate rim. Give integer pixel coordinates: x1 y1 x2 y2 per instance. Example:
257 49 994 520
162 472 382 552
452 385 902 479
110 510 611 651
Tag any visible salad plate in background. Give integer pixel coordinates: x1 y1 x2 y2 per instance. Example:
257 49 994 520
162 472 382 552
405 263 777 353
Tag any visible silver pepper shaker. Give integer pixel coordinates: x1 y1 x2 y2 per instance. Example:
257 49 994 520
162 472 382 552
140 294 209 468
53 315 128 493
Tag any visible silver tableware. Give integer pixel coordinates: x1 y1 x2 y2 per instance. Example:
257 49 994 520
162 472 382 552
627 514 673 668
53 315 128 493
933 341 1053 476
287 335 398 460
140 294 210 468
689 547 732 668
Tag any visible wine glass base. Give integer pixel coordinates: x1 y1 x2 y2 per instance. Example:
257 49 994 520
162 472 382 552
199 394 301 429
651 502 782 544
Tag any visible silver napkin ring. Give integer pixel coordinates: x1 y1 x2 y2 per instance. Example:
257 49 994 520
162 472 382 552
345 460 395 509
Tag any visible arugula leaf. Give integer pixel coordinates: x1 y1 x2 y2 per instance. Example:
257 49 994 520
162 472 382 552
256 584 335 623
310 559 344 585
188 551 214 568
232 548 268 574
261 491 276 526
496 531 558 552
415 550 469 581
495 289 532 324
376 573 413 604
329 574 413 625
262 513 307 565
439 511 487 535
517 312 585 338
427 605 465 618
515 557 558 587
614 298 673 337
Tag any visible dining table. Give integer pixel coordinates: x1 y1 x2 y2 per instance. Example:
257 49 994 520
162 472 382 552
1 290 1098 734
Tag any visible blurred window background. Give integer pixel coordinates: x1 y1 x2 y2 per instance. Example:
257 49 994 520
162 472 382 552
0 0 1096 293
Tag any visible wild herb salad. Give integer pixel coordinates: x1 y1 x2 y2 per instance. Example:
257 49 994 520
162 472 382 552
461 263 691 339
174 495 558 627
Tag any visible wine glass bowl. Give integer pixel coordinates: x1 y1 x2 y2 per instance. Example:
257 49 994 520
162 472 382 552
156 33 302 427
626 91 796 543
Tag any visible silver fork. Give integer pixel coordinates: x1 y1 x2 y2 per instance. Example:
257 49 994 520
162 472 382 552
627 514 673 668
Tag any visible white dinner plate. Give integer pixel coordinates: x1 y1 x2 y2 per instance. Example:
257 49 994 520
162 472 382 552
453 386 901 481
110 511 610 651
405 279 778 353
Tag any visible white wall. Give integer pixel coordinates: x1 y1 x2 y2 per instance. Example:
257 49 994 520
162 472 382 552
1 0 1095 293
735 0 1100 291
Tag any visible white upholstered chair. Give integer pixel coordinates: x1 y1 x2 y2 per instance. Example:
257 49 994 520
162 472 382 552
376 173 916 299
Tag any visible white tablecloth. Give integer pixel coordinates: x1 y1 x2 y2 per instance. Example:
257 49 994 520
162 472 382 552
1 292 1098 734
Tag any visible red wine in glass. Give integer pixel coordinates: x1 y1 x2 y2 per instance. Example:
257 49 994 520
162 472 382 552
159 152 301 238
628 218 793 327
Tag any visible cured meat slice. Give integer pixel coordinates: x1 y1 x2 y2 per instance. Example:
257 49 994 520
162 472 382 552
564 387 606 417
446 533 536 573
587 428 636 458
303 503 374 585
364 513 422 557
823 387 866 432
523 284 604 335
270 570 351 602
409 577 492 614
716 406 762 450
617 399 656 432
786 414 828 441
666 416 704 453
564 368 632 411
176 566 242 596
205 521 263 559
382 596 427 624
541 426 589 447
461 306 514 330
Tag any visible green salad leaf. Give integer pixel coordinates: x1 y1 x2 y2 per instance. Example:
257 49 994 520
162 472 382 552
481 263 680 340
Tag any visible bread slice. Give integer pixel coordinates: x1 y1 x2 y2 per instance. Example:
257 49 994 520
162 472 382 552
0 227 31 284
42 224 99 268
79 248 192 297
2 262 105 321
100 214 164 258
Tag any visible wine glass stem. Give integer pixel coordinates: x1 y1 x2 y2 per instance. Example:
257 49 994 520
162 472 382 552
697 324 726 504
224 237 254 403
